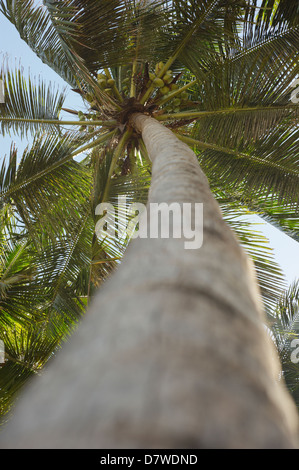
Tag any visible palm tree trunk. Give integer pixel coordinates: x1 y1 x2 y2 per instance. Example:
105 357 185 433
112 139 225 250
0 113 298 449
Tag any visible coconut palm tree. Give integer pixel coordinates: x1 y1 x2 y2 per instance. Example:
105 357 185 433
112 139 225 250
0 0 298 448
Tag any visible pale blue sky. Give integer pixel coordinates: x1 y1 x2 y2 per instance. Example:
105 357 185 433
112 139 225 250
0 11 298 288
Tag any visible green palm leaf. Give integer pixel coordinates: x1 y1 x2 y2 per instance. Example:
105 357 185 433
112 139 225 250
0 132 92 237
0 65 66 137
196 123 299 208
0 0 78 86
269 280 299 409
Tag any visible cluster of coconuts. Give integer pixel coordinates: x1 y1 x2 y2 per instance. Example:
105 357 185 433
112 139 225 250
77 110 97 133
97 72 116 96
147 61 177 95
148 62 189 112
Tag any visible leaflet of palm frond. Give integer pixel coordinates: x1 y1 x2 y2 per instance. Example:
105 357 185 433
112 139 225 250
210 181 299 244
0 323 66 420
0 362 35 421
196 124 299 209
0 0 77 86
0 132 92 241
243 0 299 46
191 29 299 110
90 147 151 285
192 23 299 107
0 64 66 138
220 204 286 312
0 238 45 328
269 280 299 408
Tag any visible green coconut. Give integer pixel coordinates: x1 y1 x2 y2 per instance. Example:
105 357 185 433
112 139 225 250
160 86 170 95
155 61 164 74
98 79 107 88
153 77 164 88
163 73 173 84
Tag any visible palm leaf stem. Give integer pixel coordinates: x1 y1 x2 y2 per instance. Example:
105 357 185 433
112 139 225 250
0 117 117 127
176 133 299 177
155 80 197 107
101 129 133 203
130 60 138 98
138 137 152 167
91 257 122 265
4 352 39 372
0 241 27 280
156 105 297 121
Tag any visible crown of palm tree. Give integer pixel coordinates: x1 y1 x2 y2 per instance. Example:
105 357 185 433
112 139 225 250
0 0 298 419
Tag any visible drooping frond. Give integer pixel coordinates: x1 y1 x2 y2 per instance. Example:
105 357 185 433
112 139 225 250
0 0 78 86
195 123 299 209
269 280 299 408
0 64 66 137
0 132 92 238
215 194 287 312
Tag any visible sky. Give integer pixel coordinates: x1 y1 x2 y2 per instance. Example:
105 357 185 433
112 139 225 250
0 10 298 289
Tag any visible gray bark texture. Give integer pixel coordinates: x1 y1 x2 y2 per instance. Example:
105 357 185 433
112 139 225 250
0 113 298 449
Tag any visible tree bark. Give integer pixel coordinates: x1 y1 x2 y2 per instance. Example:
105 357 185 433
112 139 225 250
0 113 298 449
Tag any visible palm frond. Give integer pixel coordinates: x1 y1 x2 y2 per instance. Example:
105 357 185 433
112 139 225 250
0 132 92 238
269 280 299 408
211 180 299 244
192 120 299 209
0 0 77 86
0 64 66 137
217 198 286 312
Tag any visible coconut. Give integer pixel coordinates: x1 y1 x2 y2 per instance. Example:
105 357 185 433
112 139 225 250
149 72 155 81
98 79 107 89
160 86 170 95
85 93 94 103
153 77 164 88
163 73 172 84
107 78 115 87
155 61 164 74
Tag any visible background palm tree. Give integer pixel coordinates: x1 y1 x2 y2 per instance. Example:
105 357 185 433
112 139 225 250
0 0 298 448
